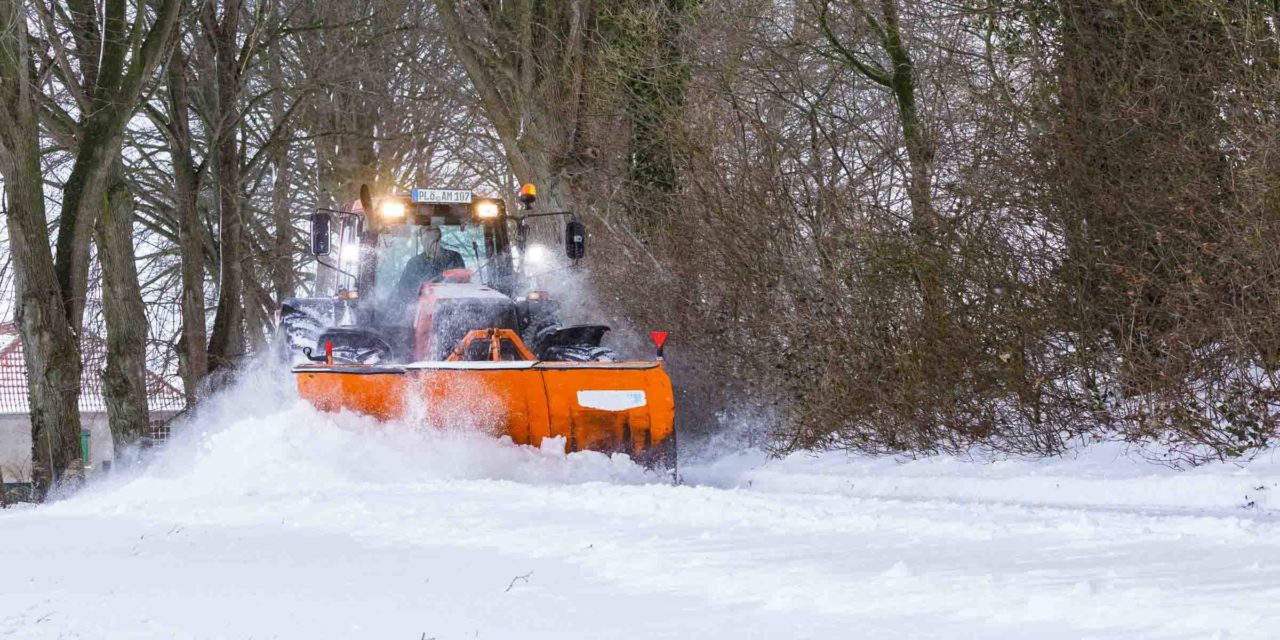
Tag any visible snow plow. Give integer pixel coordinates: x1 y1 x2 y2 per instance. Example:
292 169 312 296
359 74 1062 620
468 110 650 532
281 184 675 466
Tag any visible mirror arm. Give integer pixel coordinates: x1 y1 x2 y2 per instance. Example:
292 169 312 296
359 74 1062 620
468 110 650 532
316 258 358 281
513 210 575 220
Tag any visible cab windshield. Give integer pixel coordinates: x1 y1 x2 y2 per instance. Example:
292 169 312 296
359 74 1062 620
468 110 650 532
370 223 489 306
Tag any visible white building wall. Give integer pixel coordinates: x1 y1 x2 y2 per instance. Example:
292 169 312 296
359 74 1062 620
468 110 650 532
0 414 32 482
0 413 175 482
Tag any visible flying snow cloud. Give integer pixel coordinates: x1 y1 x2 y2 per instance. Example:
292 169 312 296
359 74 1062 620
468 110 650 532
57 355 661 516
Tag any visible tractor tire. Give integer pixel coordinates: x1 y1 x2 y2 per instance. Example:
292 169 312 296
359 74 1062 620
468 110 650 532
277 298 338 363
279 310 325 363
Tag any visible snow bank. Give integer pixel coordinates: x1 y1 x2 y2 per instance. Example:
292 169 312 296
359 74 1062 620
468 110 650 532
685 442 1280 513
63 354 1280 518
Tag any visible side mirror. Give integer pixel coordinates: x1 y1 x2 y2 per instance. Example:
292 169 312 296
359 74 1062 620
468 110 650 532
310 212 331 256
359 184 374 216
565 220 586 260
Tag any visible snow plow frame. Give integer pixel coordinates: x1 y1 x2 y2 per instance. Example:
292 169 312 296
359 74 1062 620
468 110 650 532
445 328 536 361
294 359 675 465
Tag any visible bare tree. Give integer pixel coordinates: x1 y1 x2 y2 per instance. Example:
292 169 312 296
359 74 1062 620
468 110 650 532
153 43 211 402
435 0 594 209
202 0 248 374
42 0 179 458
0 0 84 496
96 161 153 452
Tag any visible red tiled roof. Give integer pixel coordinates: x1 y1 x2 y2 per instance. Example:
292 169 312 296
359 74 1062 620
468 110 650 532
0 322 186 415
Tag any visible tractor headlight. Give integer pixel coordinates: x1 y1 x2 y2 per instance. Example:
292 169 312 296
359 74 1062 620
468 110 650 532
378 200 407 221
473 199 501 219
524 244 550 266
340 243 360 263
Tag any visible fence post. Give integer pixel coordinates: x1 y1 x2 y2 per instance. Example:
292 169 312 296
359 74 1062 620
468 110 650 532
80 429 91 472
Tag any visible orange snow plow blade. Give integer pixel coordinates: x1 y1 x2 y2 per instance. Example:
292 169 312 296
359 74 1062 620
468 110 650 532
294 358 676 464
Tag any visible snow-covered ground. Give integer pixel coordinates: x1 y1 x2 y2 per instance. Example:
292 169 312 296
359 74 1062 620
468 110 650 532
3 368 1280 639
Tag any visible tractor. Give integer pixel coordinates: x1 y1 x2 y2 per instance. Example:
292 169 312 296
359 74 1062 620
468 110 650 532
280 184 675 465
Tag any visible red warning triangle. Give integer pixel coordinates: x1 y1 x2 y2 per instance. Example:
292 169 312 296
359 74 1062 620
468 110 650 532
650 331 669 349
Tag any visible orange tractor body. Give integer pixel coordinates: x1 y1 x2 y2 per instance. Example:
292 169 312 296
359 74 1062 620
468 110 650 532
295 357 674 457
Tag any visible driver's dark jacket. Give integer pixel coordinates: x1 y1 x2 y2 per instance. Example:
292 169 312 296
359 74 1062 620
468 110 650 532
392 249 466 306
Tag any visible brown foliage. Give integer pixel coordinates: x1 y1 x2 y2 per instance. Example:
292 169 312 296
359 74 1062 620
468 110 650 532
568 0 1280 463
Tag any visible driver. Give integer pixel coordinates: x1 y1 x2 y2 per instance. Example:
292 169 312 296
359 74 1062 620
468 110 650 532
392 226 466 306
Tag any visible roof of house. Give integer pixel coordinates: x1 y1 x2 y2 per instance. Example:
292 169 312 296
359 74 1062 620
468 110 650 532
0 322 186 415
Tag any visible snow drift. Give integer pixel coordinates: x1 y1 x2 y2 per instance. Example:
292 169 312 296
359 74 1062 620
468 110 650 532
7 359 1280 639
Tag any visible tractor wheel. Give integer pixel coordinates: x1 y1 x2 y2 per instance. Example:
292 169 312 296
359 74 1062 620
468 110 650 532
278 309 325 363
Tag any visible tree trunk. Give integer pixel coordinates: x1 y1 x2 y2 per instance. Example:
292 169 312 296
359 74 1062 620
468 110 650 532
54 116 122 332
3 147 85 498
269 80 295 302
614 0 693 235
95 163 152 456
243 281 268 354
815 0 943 321
878 0 942 324
206 127 245 372
165 47 209 404
204 0 246 373
0 0 85 498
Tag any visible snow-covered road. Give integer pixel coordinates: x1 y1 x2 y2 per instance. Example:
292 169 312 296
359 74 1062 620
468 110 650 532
3 378 1279 639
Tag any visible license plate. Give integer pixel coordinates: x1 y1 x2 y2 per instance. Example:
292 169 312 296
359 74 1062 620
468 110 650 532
577 390 647 412
411 189 473 204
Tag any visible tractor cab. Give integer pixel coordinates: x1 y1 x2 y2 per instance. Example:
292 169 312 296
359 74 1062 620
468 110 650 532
281 184 598 366
310 188 514 300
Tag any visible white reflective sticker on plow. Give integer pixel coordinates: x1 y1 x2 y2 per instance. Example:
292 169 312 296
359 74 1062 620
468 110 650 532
577 390 647 411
